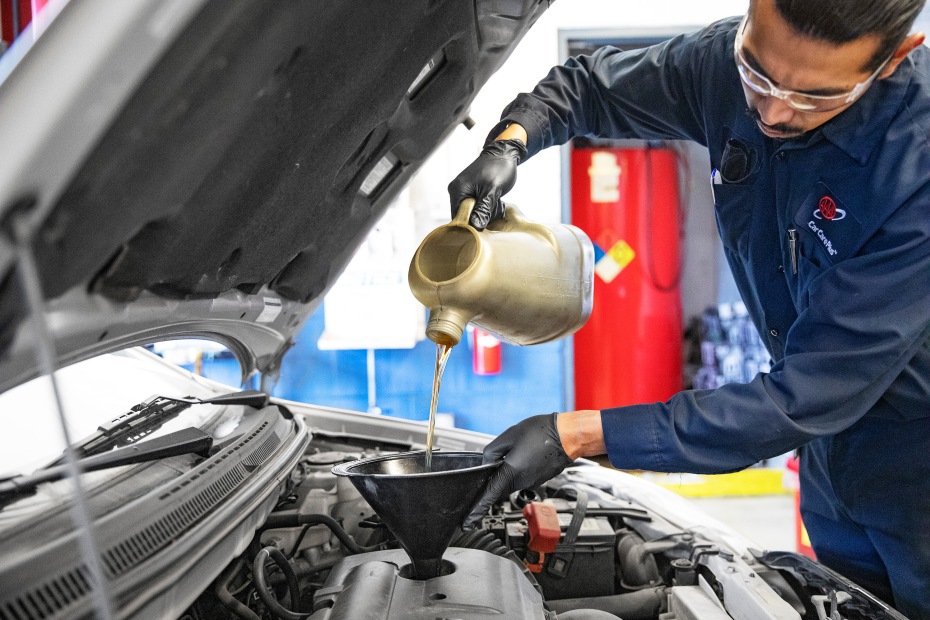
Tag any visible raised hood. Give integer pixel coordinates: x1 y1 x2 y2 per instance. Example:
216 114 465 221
0 0 550 393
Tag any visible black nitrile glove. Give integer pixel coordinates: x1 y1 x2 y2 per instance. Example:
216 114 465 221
448 138 527 230
463 413 574 530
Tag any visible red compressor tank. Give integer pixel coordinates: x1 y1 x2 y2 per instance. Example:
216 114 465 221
1 0 47 47
571 146 683 409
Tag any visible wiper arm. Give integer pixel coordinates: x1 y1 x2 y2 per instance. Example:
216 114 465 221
0 427 213 508
2 389 267 508
50 389 269 465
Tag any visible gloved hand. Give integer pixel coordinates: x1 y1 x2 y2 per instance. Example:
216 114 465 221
448 138 527 230
463 413 574 530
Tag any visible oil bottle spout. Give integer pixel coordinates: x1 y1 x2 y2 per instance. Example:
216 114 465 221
425 308 470 346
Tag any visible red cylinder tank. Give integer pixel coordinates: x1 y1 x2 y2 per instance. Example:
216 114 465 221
571 146 683 409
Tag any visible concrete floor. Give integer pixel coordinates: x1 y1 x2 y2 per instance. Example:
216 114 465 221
688 495 796 552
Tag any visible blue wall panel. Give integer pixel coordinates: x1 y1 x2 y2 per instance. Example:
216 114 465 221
269 307 565 436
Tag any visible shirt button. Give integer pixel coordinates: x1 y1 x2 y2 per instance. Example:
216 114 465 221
770 328 779 337
778 265 785 273
776 152 786 160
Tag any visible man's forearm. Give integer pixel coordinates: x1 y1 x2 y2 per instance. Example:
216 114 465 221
556 410 606 460
493 122 528 145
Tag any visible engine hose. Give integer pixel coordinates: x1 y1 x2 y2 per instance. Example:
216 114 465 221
545 586 666 620
252 547 309 620
262 512 383 554
449 529 546 602
215 559 261 620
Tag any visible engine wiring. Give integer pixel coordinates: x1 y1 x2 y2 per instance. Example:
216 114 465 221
195 445 886 620
252 547 308 620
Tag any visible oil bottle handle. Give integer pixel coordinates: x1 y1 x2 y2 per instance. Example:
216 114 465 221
452 198 476 227
494 205 560 250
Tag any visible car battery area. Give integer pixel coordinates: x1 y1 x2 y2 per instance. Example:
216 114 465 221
483 492 624 601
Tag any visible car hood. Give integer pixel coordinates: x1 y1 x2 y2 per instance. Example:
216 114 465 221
0 0 550 394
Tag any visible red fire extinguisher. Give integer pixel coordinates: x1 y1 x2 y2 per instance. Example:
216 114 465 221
571 145 683 409
472 327 501 375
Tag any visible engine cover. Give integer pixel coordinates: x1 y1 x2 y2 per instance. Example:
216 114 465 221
309 548 548 619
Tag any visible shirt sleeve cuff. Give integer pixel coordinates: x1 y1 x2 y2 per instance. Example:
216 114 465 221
484 106 549 160
600 404 666 471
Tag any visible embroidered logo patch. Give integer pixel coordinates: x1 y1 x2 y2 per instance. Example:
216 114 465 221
795 182 862 265
814 196 845 221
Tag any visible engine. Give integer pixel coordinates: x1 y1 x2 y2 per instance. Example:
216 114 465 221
180 438 889 620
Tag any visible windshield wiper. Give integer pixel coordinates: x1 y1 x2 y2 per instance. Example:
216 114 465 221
0 427 213 508
48 389 269 466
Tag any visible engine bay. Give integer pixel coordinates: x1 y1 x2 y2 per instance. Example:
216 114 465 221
181 430 900 620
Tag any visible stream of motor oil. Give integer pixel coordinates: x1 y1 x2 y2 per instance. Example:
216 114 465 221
425 342 454 471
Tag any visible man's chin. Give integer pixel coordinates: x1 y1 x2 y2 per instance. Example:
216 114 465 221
755 119 804 140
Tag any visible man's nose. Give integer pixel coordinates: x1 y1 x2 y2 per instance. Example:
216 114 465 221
757 95 796 127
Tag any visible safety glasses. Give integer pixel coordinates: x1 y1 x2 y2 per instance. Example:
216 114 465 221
733 15 891 113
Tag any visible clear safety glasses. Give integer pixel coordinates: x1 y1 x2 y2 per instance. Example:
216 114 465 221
733 15 891 113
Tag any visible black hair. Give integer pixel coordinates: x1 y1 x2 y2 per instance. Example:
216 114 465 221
756 0 927 70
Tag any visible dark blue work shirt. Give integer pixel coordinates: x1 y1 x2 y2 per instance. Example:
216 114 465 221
496 17 930 473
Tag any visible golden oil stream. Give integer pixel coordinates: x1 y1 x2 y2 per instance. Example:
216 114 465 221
425 342 454 471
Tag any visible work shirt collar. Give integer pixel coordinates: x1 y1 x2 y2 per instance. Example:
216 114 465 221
815 56 915 166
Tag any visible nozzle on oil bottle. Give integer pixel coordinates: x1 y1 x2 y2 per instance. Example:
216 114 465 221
425 308 471 346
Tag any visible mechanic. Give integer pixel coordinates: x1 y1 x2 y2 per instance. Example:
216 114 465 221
449 0 930 616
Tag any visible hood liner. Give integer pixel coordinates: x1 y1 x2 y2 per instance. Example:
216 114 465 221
0 0 550 379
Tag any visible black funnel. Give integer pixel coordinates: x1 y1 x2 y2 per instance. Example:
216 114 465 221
332 451 498 579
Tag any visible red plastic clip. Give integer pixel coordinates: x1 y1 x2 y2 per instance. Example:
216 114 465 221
522 502 561 573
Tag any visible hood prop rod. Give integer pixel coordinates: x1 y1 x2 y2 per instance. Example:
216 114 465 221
9 207 116 620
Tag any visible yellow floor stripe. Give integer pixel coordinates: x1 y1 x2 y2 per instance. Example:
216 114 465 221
631 468 791 497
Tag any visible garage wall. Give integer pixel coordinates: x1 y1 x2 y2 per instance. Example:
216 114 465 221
271 1 752 435
274 311 565 434
435 0 749 223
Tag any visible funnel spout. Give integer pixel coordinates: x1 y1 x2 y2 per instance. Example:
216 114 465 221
332 452 499 580
412 557 444 580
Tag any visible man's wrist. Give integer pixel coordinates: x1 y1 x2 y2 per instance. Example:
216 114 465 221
494 122 528 147
556 410 607 460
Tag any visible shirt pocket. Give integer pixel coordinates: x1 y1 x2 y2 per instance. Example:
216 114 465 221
712 182 755 257
791 243 825 313
788 183 865 309
792 182 863 266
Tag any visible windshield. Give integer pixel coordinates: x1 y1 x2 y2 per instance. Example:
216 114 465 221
0 347 232 477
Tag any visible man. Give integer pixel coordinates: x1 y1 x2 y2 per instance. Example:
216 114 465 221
449 0 930 616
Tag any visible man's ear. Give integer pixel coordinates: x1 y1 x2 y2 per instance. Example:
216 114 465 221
880 32 926 79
